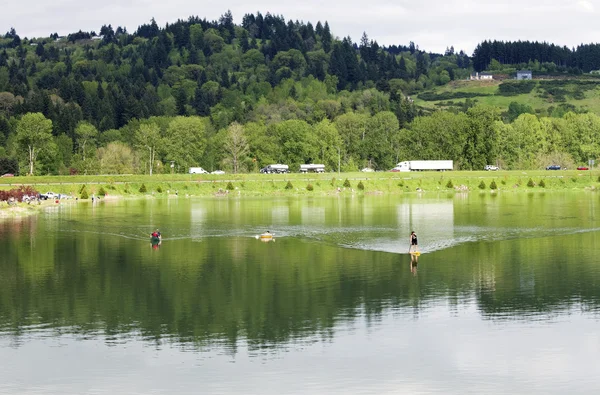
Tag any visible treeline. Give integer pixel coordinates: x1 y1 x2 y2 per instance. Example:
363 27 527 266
472 40 600 73
3 106 598 176
0 11 472 138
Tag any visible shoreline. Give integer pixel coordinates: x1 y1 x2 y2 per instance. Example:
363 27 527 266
1 170 599 220
1 184 598 222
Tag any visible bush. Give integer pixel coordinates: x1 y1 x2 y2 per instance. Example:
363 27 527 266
306 183 314 191
527 178 535 187
490 180 498 190
156 186 163 193
285 181 293 190
446 180 454 189
226 182 234 190
139 183 147 193
98 187 106 196
330 177 336 187
398 181 404 187
79 184 87 194
343 178 351 188
0 185 38 202
357 181 364 190
80 189 89 199
498 80 536 96
538 179 546 188
478 180 486 189
501 179 507 185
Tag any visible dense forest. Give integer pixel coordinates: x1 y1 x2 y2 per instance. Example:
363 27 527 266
472 40 600 73
0 12 599 176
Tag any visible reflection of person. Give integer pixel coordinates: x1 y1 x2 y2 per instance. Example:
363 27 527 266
409 231 419 253
410 254 418 274
151 229 162 249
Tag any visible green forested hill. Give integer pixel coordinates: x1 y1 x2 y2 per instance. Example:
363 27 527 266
0 12 599 177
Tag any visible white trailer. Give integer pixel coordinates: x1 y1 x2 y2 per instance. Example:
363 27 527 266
299 164 325 173
260 164 289 174
394 160 453 172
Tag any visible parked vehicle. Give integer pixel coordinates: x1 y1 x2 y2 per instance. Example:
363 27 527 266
1 173 14 177
361 167 375 172
546 165 561 170
577 166 589 170
39 192 55 200
189 167 209 174
260 164 289 174
394 160 453 172
484 165 499 171
389 167 401 172
211 170 225 175
299 164 325 173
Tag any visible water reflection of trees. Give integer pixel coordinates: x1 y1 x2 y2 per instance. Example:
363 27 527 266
0 221 599 350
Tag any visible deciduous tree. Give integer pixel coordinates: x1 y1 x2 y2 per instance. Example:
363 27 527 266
135 122 161 175
221 122 248 173
16 112 53 175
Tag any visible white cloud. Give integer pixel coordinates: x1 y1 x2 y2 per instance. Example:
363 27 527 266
1 0 599 54
577 0 595 12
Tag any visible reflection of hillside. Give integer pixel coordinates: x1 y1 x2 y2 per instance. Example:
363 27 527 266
1 227 600 351
1 195 600 351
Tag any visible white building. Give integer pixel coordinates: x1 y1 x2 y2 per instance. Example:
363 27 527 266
516 70 532 80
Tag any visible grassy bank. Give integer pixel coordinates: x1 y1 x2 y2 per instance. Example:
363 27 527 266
1 170 599 199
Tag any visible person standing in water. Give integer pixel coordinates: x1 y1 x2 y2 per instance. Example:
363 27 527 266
409 231 419 254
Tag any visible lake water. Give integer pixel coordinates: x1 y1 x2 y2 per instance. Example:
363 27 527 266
1 193 600 394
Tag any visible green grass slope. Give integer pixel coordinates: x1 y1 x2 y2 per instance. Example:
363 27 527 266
414 78 600 115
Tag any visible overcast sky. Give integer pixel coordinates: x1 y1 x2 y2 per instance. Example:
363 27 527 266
2 0 600 54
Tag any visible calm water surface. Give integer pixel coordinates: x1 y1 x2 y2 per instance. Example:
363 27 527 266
1 192 600 394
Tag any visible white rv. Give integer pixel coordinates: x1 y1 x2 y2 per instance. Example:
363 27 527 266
299 164 325 173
